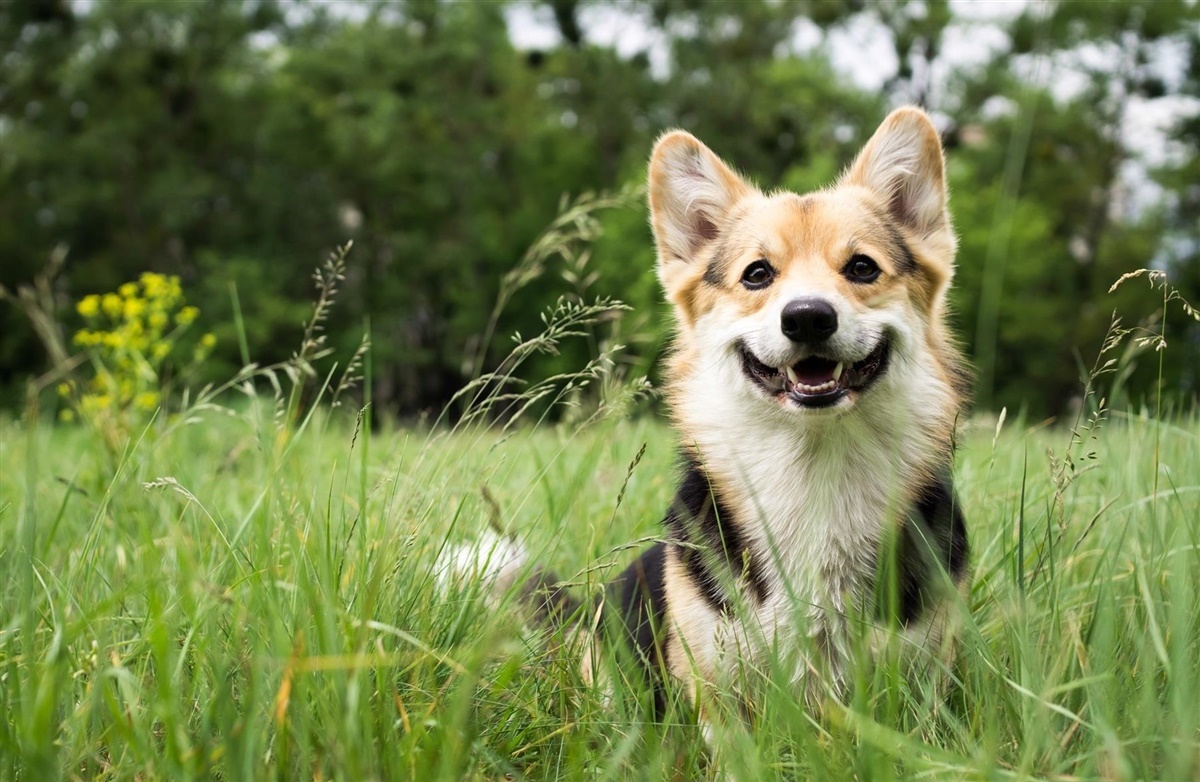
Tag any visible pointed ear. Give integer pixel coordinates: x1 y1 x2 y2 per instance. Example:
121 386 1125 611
648 131 753 279
843 107 949 238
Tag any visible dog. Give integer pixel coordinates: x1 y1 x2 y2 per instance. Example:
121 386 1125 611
452 106 970 724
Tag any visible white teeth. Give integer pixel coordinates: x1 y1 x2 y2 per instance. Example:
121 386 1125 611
785 365 798 385
796 380 837 394
832 362 844 382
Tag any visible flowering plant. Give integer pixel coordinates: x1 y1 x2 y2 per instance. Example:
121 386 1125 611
60 272 215 447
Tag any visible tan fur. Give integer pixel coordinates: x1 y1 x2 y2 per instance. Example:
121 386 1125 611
647 107 970 713
654 118 966 443
450 108 972 740
650 113 965 430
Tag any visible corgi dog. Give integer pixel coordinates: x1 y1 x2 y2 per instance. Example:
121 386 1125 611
454 106 970 720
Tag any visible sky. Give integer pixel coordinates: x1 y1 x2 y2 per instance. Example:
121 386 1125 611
506 0 1017 88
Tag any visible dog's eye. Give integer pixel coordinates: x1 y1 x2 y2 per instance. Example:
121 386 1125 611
741 260 775 289
843 254 881 284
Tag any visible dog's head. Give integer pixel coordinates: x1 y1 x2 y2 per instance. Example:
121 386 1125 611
648 108 963 426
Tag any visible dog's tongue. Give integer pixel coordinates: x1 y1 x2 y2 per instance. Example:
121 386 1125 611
793 357 837 386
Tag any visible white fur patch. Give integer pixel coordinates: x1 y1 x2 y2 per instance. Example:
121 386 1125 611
437 526 529 598
675 291 956 688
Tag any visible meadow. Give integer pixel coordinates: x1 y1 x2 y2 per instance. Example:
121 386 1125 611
4 4 1199 779
3 394 1198 780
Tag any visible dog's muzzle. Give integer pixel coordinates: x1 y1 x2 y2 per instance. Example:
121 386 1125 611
737 337 892 409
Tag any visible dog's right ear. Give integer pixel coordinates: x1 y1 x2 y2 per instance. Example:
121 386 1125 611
648 131 753 289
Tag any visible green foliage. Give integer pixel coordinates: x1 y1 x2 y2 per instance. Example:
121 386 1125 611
1 0 1198 417
946 0 1200 413
4 4 1199 776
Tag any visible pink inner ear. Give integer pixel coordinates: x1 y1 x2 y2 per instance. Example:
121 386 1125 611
673 155 721 247
889 188 915 228
693 216 718 243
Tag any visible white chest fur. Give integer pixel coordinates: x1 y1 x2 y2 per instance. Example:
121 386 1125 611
674 349 953 686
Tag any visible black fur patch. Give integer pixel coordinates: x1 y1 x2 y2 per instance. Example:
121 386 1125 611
862 202 919 276
664 454 769 612
606 542 671 713
520 548 672 712
609 542 670 668
885 222 918 275
702 237 737 287
518 461 968 712
874 470 969 625
519 566 587 629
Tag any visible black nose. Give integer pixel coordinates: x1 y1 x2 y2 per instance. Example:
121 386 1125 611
780 298 838 343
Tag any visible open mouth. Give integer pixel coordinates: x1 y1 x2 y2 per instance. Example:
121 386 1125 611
737 337 891 409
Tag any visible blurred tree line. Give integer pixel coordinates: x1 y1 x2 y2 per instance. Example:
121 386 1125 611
2 0 1198 418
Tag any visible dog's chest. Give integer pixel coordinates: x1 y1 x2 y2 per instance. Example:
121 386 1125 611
749 440 901 595
709 420 921 652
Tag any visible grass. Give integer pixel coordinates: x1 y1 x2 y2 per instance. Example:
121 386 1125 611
2 398 1199 780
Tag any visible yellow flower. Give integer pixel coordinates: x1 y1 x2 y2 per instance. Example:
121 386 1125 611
123 298 146 320
140 272 183 306
140 272 166 293
77 295 101 318
101 293 123 318
59 409 75 422
134 391 160 411
67 271 204 427
81 393 112 412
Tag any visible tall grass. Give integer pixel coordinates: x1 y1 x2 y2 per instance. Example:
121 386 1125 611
3 191 1199 778
2 379 1198 780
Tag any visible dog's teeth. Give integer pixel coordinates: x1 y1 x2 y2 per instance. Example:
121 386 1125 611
832 362 844 382
785 366 798 385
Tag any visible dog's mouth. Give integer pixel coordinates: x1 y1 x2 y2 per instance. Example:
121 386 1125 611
737 337 891 409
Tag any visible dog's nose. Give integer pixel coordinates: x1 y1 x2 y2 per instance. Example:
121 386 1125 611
780 298 838 343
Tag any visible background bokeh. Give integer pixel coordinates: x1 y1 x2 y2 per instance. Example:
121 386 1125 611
2 0 1198 418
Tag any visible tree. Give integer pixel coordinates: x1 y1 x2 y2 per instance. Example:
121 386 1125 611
2 0 1197 416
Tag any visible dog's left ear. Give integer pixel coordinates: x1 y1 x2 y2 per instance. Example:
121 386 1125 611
843 107 949 239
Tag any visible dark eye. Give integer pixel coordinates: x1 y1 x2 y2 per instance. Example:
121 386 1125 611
843 254 881 284
741 260 775 289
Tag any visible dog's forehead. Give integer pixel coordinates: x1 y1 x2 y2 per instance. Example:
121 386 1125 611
683 185 929 324
734 189 881 259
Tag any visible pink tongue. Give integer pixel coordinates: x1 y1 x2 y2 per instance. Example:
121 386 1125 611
794 358 836 386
